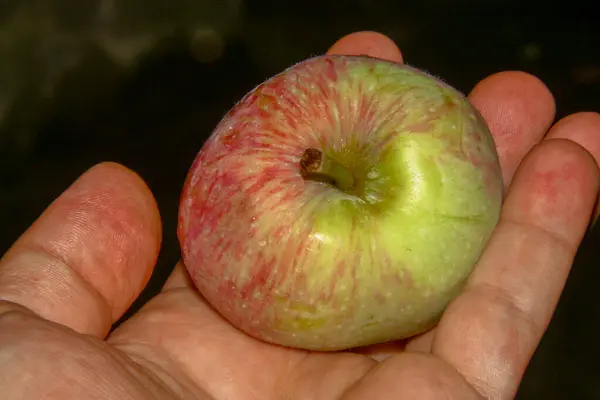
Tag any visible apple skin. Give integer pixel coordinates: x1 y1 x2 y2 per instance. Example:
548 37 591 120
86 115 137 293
177 54 503 351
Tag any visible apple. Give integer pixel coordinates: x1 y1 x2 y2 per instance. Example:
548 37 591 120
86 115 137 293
177 54 503 351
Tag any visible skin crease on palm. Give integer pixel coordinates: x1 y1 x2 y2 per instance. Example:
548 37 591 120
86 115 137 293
0 31 599 400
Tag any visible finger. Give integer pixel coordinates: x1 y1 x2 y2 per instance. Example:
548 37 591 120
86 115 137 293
0 162 161 337
405 112 600 355
340 353 482 400
545 112 600 162
431 138 600 399
468 71 556 187
544 112 600 226
327 31 404 63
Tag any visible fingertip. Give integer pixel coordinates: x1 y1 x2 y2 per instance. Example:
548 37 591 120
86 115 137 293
507 137 600 244
469 71 556 128
327 31 403 63
72 161 163 305
468 71 556 184
546 112 600 165
71 162 162 276
471 71 554 105
80 161 163 241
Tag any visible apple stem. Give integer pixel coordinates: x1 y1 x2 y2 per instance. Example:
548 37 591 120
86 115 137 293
300 148 355 192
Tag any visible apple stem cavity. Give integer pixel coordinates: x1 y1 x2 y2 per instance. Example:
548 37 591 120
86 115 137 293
300 148 355 192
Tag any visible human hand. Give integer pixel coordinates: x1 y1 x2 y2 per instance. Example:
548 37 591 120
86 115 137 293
1 31 599 400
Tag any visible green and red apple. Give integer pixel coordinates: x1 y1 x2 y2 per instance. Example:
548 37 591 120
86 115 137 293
177 55 503 351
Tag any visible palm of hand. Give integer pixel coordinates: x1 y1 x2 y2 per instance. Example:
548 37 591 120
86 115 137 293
1 32 599 400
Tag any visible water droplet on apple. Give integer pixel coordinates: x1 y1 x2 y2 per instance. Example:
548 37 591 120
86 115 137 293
259 240 267 247
367 169 379 180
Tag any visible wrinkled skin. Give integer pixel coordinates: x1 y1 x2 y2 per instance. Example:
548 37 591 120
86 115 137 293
1 31 600 400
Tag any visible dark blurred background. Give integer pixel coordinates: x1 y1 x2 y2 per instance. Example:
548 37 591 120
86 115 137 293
0 1 598 398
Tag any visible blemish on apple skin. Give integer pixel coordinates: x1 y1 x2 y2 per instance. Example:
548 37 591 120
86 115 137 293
373 292 387 305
